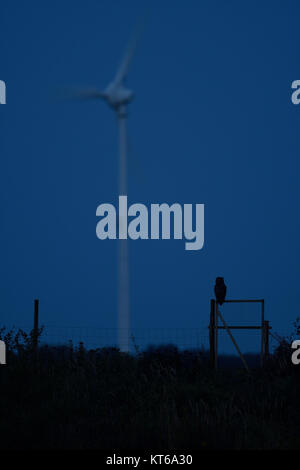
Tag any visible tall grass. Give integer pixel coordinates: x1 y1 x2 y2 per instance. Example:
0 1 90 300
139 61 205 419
0 326 299 449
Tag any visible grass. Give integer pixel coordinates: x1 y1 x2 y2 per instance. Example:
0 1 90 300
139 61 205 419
0 327 299 450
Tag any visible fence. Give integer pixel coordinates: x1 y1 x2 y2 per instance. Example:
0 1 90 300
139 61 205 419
7 323 282 355
19 325 209 352
4 298 288 355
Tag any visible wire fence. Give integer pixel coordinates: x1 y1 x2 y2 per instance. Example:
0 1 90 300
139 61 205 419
3 298 292 354
37 326 209 352
11 323 287 354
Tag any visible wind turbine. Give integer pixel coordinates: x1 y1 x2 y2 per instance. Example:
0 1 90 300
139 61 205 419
73 27 141 353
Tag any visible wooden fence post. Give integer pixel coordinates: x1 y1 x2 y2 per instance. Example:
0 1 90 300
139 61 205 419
260 299 265 367
33 299 39 356
264 320 269 362
209 299 216 369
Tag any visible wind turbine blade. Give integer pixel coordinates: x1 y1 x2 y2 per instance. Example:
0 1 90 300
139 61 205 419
70 88 104 100
54 87 104 101
113 16 147 85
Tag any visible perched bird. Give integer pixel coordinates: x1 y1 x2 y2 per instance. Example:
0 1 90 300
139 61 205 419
214 277 227 305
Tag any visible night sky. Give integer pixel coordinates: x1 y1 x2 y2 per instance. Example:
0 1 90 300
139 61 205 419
1 0 300 352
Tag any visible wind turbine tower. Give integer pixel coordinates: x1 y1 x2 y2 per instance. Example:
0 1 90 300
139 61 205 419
103 32 138 352
75 29 140 352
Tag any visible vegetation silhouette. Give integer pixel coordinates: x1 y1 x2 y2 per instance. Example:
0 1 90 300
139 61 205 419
0 322 299 450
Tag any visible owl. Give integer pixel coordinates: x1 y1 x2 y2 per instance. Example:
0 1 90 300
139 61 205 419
214 277 227 305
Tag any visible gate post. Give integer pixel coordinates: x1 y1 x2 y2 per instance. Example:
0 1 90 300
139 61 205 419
209 299 216 369
264 320 270 362
33 299 39 359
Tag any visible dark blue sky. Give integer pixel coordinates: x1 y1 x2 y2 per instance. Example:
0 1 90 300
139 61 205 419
1 0 300 352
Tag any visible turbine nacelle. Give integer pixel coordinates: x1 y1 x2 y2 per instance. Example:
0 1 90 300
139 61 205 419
66 21 142 118
103 82 135 110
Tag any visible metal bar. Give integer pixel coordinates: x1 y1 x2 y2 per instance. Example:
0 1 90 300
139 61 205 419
223 299 264 303
214 325 271 330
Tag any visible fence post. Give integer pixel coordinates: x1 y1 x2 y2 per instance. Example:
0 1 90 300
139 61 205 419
33 299 39 357
260 299 265 367
209 299 216 369
264 320 269 362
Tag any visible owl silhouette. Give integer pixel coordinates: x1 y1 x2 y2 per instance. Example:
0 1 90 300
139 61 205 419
214 277 227 305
